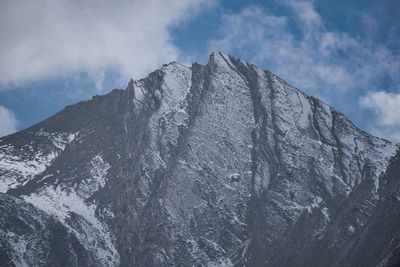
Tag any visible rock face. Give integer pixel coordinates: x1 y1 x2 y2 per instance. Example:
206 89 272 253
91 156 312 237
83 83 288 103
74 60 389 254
0 52 399 266
0 192 96 267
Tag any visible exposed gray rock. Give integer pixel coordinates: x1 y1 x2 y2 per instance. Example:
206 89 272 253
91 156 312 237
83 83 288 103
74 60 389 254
0 52 399 266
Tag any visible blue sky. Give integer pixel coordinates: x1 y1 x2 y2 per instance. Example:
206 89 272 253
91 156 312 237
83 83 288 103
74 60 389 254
0 0 399 141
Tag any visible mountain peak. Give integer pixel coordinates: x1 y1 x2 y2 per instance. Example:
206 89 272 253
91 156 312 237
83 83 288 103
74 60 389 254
0 54 399 267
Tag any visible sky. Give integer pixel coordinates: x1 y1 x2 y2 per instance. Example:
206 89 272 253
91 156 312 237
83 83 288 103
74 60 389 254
0 0 399 142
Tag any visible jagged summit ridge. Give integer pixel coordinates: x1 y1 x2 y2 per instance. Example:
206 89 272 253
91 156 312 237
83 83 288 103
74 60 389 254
0 52 399 267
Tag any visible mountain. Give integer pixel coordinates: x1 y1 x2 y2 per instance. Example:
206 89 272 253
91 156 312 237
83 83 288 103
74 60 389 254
0 52 399 267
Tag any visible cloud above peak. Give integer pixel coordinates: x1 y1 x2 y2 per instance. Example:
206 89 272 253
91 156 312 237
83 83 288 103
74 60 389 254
0 0 214 89
360 91 400 142
360 91 400 127
209 3 400 96
0 106 18 137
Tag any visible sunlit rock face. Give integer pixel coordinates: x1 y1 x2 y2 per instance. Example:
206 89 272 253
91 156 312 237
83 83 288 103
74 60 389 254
1 53 399 267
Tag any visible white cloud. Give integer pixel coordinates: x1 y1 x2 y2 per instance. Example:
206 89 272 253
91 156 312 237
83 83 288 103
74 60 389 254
360 91 400 126
284 0 322 29
360 91 400 142
0 0 214 89
208 2 400 95
0 106 18 137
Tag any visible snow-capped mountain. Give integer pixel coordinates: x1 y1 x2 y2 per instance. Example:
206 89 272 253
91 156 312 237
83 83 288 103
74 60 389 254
1 52 399 267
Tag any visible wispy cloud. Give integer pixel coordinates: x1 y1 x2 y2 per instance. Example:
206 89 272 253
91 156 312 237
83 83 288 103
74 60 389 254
360 91 400 142
208 1 400 141
0 106 18 137
209 3 399 95
0 0 214 90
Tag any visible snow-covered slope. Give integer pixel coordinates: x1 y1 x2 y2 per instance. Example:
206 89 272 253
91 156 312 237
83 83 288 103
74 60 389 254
0 52 399 267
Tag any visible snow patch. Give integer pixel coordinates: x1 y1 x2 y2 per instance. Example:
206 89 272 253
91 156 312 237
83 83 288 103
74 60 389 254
321 207 330 222
78 154 111 198
0 130 77 192
370 144 399 196
23 183 119 266
304 196 323 213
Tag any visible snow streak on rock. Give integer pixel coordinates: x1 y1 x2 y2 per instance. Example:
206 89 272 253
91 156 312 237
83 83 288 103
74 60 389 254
23 154 119 266
0 130 76 192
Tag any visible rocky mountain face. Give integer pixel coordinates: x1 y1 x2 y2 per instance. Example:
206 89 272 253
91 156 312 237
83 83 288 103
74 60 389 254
0 52 399 267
